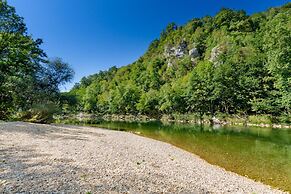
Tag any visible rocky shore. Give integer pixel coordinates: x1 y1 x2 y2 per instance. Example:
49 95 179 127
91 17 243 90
0 122 286 193
56 113 291 130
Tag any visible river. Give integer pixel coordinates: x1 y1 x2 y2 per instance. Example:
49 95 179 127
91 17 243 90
90 121 291 192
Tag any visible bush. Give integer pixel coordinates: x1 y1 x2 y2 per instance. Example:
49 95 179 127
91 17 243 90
278 114 291 124
20 103 60 124
248 115 273 124
54 113 102 125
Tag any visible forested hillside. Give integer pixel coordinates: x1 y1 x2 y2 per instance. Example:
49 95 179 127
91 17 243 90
66 3 291 123
0 1 74 122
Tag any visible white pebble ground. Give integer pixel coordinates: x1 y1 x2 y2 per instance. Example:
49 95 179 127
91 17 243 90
0 122 285 193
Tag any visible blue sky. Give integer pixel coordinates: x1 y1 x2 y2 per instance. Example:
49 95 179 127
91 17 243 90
7 0 290 91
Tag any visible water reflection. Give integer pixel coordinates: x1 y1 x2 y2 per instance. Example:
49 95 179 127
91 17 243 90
92 121 291 192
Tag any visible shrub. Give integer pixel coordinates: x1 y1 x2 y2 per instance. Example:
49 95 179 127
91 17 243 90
248 115 273 124
278 114 291 124
20 103 60 124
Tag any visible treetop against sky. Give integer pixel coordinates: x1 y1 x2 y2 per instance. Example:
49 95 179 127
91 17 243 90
7 0 290 90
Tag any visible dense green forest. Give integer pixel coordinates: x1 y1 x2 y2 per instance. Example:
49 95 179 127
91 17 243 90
65 3 291 123
0 1 74 122
1 1 290 124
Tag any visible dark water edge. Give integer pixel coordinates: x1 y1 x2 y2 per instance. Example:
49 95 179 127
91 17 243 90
54 113 291 129
80 121 291 192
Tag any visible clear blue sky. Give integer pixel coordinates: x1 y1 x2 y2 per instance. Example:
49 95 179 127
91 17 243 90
7 0 290 91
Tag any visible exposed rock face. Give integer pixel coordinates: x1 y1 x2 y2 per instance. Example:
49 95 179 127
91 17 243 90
175 41 188 58
164 41 200 67
189 48 200 58
167 60 173 67
164 41 188 58
164 41 201 59
209 45 223 64
164 46 176 58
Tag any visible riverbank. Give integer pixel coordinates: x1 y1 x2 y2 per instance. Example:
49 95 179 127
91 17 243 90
0 122 285 193
55 113 291 129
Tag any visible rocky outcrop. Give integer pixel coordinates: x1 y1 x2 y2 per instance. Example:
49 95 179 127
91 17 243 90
164 41 200 67
164 41 188 58
189 48 200 58
175 41 188 58
209 45 225 65
164 46 176 58
167 60 173 67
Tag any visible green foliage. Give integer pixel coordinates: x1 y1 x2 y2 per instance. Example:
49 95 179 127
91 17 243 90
0 1 74 122
161 22 178 39
0 0 26 33
136 89 159 116
20 103 60 124
68 3 290 123
187 61 216 116
248 115 273 125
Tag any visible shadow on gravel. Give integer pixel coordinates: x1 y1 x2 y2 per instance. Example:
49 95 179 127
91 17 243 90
0 122 201 193
0 144 92 193
0 122 105 142
0 143 162 193
0 122 109 192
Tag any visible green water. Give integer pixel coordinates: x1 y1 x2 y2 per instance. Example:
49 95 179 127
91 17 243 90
92 121 291 192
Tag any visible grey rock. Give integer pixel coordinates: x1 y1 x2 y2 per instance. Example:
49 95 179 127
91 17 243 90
175 41 188 58
164 46 176 58
189 48 200 58
167 61 173 67
174 48 185 58
164 41 188 59
210 45 223 64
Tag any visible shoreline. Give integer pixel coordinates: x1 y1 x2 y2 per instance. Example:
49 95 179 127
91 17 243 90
55 113 291 129
0 122 286 193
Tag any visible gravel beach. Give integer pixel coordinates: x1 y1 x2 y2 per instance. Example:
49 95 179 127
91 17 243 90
0 122 285 193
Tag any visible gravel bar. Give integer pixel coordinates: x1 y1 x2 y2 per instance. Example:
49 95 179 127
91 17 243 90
0 122 286 193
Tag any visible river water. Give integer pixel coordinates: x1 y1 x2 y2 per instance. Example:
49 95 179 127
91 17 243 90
91 121 291 192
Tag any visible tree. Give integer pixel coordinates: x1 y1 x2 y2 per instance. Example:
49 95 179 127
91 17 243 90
66 3 291 122
136 89 159 116
0 1 46 119
187 61 216 118
262 11 291 115
0 1 74 121
161 22 178 39
38 58 74 98
214 8 247 30
0 0 26 33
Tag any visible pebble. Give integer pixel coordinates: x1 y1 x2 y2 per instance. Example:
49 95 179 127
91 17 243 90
0 122 286 193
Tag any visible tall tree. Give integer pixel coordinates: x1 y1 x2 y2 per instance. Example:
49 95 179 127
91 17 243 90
0 1 74 120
